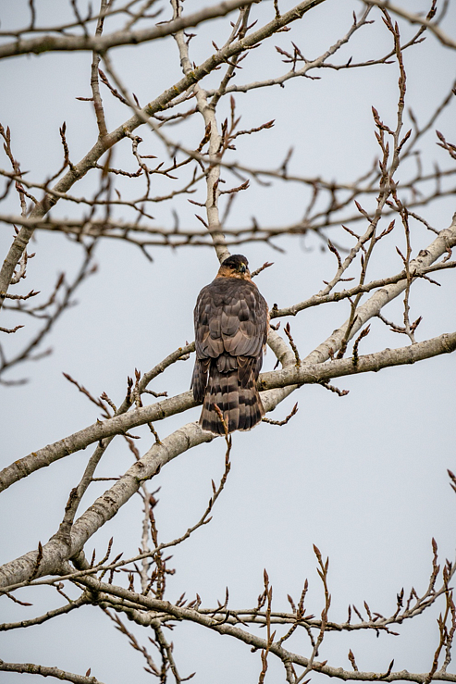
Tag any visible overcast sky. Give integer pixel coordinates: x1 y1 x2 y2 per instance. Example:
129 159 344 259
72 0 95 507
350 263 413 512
1 1 456 682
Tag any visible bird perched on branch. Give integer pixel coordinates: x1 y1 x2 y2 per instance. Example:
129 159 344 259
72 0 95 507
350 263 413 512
192 254 269 434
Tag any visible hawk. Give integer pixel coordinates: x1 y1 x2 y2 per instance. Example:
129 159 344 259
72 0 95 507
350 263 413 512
192 254 269 434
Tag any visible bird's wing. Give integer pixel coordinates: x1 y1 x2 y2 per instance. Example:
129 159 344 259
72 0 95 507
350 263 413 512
194 279 268 360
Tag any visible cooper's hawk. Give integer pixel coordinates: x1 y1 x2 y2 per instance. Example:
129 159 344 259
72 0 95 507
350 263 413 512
192 254 269 434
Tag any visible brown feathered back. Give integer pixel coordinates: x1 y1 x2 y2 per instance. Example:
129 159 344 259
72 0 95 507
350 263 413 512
192 257 268 434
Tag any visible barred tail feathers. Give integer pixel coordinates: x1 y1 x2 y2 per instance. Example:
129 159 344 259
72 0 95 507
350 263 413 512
200 363 264 434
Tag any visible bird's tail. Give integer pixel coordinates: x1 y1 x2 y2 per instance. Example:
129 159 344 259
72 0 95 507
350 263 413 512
200 364 264 434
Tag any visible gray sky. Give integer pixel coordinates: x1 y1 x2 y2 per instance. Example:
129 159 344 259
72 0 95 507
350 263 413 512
1 0 456 682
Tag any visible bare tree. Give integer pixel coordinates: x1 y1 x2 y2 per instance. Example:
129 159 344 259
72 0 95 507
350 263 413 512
1 0 456 682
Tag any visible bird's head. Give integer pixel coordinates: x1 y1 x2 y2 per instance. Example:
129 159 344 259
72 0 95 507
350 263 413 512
217 254 251 280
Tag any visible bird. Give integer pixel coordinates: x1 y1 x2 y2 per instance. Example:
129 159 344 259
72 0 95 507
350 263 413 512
191 254 269 434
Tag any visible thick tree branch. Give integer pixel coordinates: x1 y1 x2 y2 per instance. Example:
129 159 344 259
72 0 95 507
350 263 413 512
0 0 325 305
0 329 455 591
0 0 261 60
0 660 105 684
15 573 456 684
1 322 455 496
260 330 456 390
0 422 214 589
